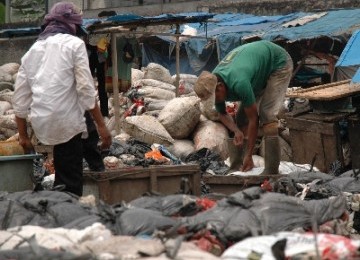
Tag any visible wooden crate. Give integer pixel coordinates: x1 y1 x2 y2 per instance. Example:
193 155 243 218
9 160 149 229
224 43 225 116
348 115 360 170
83 164 201 204
286 112 351 173
202 175 282 195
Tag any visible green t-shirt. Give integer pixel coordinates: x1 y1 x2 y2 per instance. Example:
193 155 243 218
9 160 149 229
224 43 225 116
213 40 288 113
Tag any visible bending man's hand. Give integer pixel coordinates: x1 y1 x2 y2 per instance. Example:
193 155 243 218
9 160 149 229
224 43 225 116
241 154 254 172
233 129 244 146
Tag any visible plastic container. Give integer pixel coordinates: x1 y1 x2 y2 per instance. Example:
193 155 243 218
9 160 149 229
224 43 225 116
0 154 42 192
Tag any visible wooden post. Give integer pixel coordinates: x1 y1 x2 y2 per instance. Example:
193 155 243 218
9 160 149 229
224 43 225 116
111 33 121 134
175 24 180 97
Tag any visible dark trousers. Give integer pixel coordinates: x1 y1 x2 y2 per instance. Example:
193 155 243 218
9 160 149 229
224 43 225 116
83 130 105 172
88 45 109 117
53 133 83 196
97 62 109 117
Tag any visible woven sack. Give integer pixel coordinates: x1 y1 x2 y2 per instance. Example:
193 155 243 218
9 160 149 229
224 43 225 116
158 96 201 139
0 114 17 129
131 68 144 84
0 101 11 115
0 140 24 156
192 117 229 159
133 78 176 92
0 63 20 76
200 92 220 121
138 86 175 100
167 139 195 161
145 98 170 111
123 115 174 146
0 89 13 102
143 63 173 84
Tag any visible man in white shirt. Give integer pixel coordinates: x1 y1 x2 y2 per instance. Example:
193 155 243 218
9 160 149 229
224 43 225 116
12 2 111 196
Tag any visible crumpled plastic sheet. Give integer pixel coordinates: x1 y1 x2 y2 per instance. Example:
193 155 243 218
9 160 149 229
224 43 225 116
251 192 347 235
221 231 360 260
185 148 229 175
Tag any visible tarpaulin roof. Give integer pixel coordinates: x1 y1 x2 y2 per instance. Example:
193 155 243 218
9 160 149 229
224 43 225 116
171 9 360 42
86 12 215 32
336 29 360 67
352 68 360 83
154 9 360 70
334 29 360 81
0 27 41 38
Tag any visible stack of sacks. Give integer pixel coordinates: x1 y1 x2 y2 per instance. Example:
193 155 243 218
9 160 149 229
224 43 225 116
120 63 230 162
0 63 20 140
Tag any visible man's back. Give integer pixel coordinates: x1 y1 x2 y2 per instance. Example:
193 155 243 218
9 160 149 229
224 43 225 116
13 33 96 145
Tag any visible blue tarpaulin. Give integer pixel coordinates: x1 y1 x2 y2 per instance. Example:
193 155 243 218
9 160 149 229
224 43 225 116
149 9 360 75
3 9 360 76
352 68 360 83
335 30 360 81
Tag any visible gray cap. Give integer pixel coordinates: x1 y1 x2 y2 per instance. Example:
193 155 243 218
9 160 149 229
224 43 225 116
194 71 217 100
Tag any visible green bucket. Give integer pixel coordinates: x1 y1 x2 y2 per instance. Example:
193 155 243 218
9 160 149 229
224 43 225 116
0 154 43 192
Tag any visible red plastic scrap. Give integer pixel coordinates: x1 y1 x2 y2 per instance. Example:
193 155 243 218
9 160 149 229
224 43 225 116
192 230 225 256
226 102 238 117
145 149 168 163
261 179 272 192
196 198 216 211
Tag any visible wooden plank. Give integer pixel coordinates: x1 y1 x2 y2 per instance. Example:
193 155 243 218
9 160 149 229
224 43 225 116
286 117 335 135
286 80 360 101
202 175 282 195
150 168 158 192
348 117 360 169
97 179 111 203
296 112 351 122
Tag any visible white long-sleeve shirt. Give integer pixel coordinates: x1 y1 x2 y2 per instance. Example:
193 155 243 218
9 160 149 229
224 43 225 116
13 33 97 145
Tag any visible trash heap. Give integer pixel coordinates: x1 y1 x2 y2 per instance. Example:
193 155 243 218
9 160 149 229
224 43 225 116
1 168 360 259
1 61 360 259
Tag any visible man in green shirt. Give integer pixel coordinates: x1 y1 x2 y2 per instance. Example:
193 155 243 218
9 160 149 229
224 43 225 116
195 40 293 174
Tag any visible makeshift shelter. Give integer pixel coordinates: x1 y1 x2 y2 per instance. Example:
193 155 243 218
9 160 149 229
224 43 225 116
143 9 360 80
334 29 360 81
85 13 214 134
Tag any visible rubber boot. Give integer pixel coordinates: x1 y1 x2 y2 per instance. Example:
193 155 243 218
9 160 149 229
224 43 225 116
260 136 280 175
227 138 246 173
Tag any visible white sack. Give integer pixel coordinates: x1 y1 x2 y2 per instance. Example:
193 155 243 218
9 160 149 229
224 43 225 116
131 68 144 84
167 139 196 161
0 63 20 76
122 115 175 146
143 63 173 84
200 92 220 121
0 101 12 115
138 86 176 100
158 96 201 139
192 117 229 159
134 78 176 92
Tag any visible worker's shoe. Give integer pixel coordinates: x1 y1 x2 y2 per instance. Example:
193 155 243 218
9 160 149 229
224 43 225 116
260 136 280 175
227 138 246 173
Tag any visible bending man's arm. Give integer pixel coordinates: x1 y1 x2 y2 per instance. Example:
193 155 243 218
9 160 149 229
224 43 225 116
241 103 259 171
218 113 244 145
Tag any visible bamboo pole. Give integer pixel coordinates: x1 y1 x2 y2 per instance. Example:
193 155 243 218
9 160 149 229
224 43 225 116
111 33 121 134
175 24 180 97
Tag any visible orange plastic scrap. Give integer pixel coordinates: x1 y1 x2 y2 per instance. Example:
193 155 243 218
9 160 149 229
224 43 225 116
145 149 169 163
